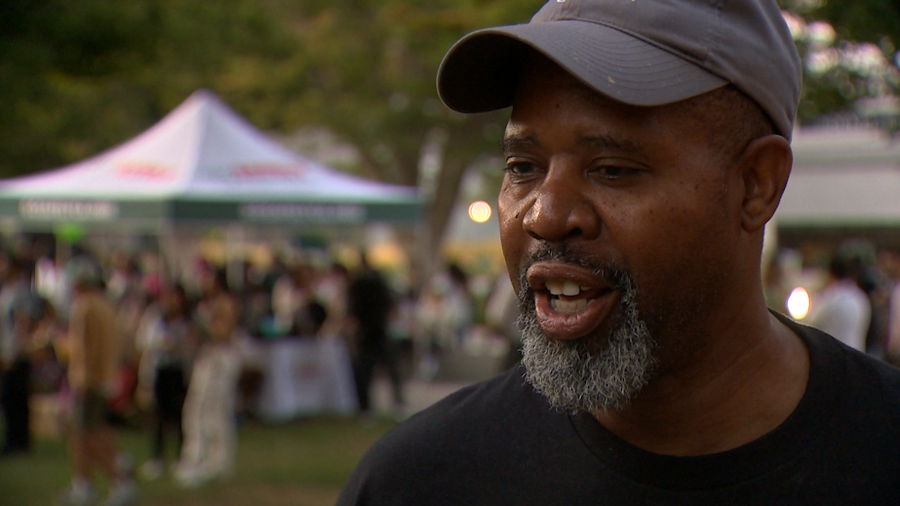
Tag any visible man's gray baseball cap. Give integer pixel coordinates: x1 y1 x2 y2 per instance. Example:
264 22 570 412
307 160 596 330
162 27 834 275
437 0 802 140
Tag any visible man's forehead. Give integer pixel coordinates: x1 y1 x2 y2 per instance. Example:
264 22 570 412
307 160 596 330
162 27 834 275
510 55 673 131
504 71 674 155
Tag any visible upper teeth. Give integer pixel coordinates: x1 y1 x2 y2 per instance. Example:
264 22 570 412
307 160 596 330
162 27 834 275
546 280 590 296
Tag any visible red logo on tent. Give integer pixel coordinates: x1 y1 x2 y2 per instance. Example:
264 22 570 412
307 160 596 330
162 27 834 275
115 163 175 180
232 163 306 179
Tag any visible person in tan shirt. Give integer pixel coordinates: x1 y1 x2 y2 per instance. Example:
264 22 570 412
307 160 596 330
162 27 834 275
59 257 136 506
67 285 119 395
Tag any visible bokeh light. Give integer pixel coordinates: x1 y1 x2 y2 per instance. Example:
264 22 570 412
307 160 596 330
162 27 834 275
468 201 492 223
787 286 810 320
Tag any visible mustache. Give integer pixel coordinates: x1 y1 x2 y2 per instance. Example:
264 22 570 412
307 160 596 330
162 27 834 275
517 243 631 295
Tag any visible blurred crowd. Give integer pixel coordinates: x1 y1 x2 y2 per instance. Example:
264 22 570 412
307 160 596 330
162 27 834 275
0 236 520 484
765 240 900 364
7 233 900 498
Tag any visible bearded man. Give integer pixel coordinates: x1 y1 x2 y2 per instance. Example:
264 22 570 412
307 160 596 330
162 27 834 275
337 0 900 504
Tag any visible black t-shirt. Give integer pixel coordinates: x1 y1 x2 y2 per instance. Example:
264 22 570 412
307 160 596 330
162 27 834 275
337 317 900 505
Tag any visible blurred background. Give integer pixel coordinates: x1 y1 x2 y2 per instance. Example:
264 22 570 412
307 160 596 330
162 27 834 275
0 1 899 505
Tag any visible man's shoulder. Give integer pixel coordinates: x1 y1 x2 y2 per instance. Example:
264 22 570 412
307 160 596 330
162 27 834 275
790 316 900 412
839 338 900 401
336 366 577 504
782 319 900 499
376 366 533 449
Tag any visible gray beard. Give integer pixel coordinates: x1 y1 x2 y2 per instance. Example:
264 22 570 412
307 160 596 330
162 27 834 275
518 266 657 413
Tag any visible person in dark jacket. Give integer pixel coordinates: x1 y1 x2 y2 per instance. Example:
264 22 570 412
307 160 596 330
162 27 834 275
346 252 404 417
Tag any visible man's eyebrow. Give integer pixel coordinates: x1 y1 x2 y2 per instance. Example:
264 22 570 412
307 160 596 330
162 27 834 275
580 135 639 153
501 134 640 154
500 135 536 155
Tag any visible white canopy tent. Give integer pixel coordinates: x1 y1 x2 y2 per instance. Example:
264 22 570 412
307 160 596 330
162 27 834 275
771 125 900 252
0 90 423 282
0 89 421 231
776 125 900 231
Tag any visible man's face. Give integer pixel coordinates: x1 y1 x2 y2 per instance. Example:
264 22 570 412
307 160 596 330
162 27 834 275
500 58 744 412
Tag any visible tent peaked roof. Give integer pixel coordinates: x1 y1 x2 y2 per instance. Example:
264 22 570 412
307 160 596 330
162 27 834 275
0 90 421 226
1 89 417 202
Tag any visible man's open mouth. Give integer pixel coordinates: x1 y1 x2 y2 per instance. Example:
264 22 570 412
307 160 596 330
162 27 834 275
546 279 609 313
527 263 619 340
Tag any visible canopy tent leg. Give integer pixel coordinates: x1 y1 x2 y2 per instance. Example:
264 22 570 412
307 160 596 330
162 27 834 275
226 222 245 292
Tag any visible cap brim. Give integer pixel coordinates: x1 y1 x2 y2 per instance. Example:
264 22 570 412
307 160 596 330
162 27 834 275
437 20 727 113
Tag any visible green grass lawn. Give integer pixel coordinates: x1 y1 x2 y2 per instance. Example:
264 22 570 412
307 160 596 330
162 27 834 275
0 416 396 506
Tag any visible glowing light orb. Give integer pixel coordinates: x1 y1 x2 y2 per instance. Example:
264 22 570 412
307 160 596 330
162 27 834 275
468 201 492 223
787 287 810 320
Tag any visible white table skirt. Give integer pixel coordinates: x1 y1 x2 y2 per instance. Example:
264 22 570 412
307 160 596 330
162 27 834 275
246 337 357 421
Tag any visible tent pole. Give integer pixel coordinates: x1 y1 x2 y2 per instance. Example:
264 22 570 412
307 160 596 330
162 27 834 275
158 222 179 285
226 222 245 292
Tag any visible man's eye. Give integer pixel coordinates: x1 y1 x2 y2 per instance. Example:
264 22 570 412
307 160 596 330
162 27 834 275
594 165 638 179
504 161 538 176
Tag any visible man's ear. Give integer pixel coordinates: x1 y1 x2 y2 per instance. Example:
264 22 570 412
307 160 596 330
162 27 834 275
739 135 792 233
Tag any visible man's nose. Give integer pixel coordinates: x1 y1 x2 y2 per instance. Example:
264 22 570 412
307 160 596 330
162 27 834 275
522 169 602 243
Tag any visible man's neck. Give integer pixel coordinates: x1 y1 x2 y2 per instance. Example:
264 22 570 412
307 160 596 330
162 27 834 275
592 310 809 456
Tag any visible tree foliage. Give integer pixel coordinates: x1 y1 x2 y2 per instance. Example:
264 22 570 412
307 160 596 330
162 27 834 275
0 0 294 178
780 0 900 128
